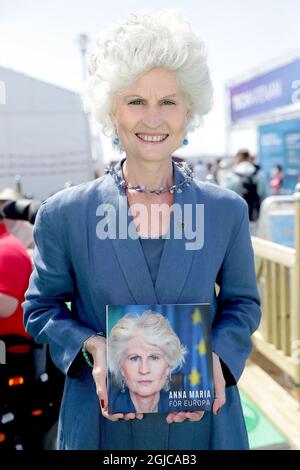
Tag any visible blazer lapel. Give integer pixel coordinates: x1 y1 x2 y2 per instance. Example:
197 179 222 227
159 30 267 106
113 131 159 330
100 160 158 304
155 163 198 304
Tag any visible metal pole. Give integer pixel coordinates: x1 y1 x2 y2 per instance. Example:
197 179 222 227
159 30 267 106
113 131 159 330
76 33 93 179
76 33 89 81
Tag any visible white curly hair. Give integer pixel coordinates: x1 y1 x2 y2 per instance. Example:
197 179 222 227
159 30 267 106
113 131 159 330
81 9 213 143
107 311 187 386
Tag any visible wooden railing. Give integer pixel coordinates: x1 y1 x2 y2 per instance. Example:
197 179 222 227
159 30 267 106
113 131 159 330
251 192 300 402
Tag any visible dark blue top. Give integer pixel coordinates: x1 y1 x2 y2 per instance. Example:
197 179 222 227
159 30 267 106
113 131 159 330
139 236 165 284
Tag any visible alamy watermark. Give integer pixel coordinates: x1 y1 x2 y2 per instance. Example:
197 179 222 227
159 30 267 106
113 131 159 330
96 199 204 250
0 340 6 365
0 80 6 105
291 79 300 104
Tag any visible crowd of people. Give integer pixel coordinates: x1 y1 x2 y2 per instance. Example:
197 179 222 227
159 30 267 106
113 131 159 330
190 149 288 229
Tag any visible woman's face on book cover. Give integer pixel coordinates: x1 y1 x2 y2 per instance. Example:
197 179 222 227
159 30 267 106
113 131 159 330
121 336 169 397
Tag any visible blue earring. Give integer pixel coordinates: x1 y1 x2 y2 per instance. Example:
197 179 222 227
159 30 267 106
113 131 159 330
113 136 120 145
182 138 189 146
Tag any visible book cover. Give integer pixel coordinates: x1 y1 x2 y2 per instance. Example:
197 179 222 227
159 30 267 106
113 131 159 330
106 304 214 414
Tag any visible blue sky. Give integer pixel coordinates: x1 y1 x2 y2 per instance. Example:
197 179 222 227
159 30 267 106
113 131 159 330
1 0 300 159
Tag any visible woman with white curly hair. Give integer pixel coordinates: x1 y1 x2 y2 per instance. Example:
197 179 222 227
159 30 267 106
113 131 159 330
108 311 187 414
24 9 261 450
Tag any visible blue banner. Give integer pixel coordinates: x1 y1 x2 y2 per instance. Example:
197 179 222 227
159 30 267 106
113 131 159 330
229 58 300 123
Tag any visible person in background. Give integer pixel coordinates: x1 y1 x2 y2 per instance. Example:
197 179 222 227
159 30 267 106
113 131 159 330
224 149 267 222
0 209 32 339
269 164 284 195
0 188 35 249
193 159 208 181
205 162 219 184
249 154 261 172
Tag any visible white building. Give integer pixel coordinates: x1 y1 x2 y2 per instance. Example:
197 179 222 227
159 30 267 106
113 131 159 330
0 66 101 200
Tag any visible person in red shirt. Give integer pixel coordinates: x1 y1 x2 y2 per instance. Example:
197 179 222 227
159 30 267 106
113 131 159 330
0 214 32 338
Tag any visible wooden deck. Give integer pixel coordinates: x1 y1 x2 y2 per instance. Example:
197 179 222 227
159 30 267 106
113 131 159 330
239 359 300 450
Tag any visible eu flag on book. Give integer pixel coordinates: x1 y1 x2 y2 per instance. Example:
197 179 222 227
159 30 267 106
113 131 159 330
106 303 214 414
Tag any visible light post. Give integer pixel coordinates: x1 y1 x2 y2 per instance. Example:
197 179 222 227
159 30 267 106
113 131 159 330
76 33 89 81
75 32 105 177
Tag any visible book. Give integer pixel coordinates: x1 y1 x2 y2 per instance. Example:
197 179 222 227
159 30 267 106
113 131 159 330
106 304 214 414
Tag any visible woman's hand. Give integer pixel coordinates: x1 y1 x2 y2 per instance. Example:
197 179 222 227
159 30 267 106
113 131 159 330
166 410 204 424
165 352 226 424
212 351 226 415
85 335 143 422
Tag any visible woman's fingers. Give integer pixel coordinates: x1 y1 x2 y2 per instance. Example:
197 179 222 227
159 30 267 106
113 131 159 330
166 412 185 423
185 411 205 421
102 410 125 422
93 366 108 414
101 411 143 422
212 352 226 415
166 412 177 424
87 336 108 415
124 413 136 420
166 411 204 423
172 412 187 423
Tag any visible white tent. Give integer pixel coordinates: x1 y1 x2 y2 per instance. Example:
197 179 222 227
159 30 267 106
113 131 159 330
0 66 97 200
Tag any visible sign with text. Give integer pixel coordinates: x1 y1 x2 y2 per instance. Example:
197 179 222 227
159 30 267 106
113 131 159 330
229 58 300 124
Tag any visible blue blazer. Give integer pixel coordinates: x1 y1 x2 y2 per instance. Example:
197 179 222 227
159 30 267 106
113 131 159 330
23 160 261 450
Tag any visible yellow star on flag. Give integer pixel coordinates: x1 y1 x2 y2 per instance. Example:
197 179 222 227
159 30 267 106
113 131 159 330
197 338 206 356
189 368 201 386
192 308 202 324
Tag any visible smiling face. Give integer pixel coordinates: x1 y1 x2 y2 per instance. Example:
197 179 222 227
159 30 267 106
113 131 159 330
110 67 191 163
121 335 170 397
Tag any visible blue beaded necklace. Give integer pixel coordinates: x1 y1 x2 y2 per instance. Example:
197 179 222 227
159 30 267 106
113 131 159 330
105 160 194 195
